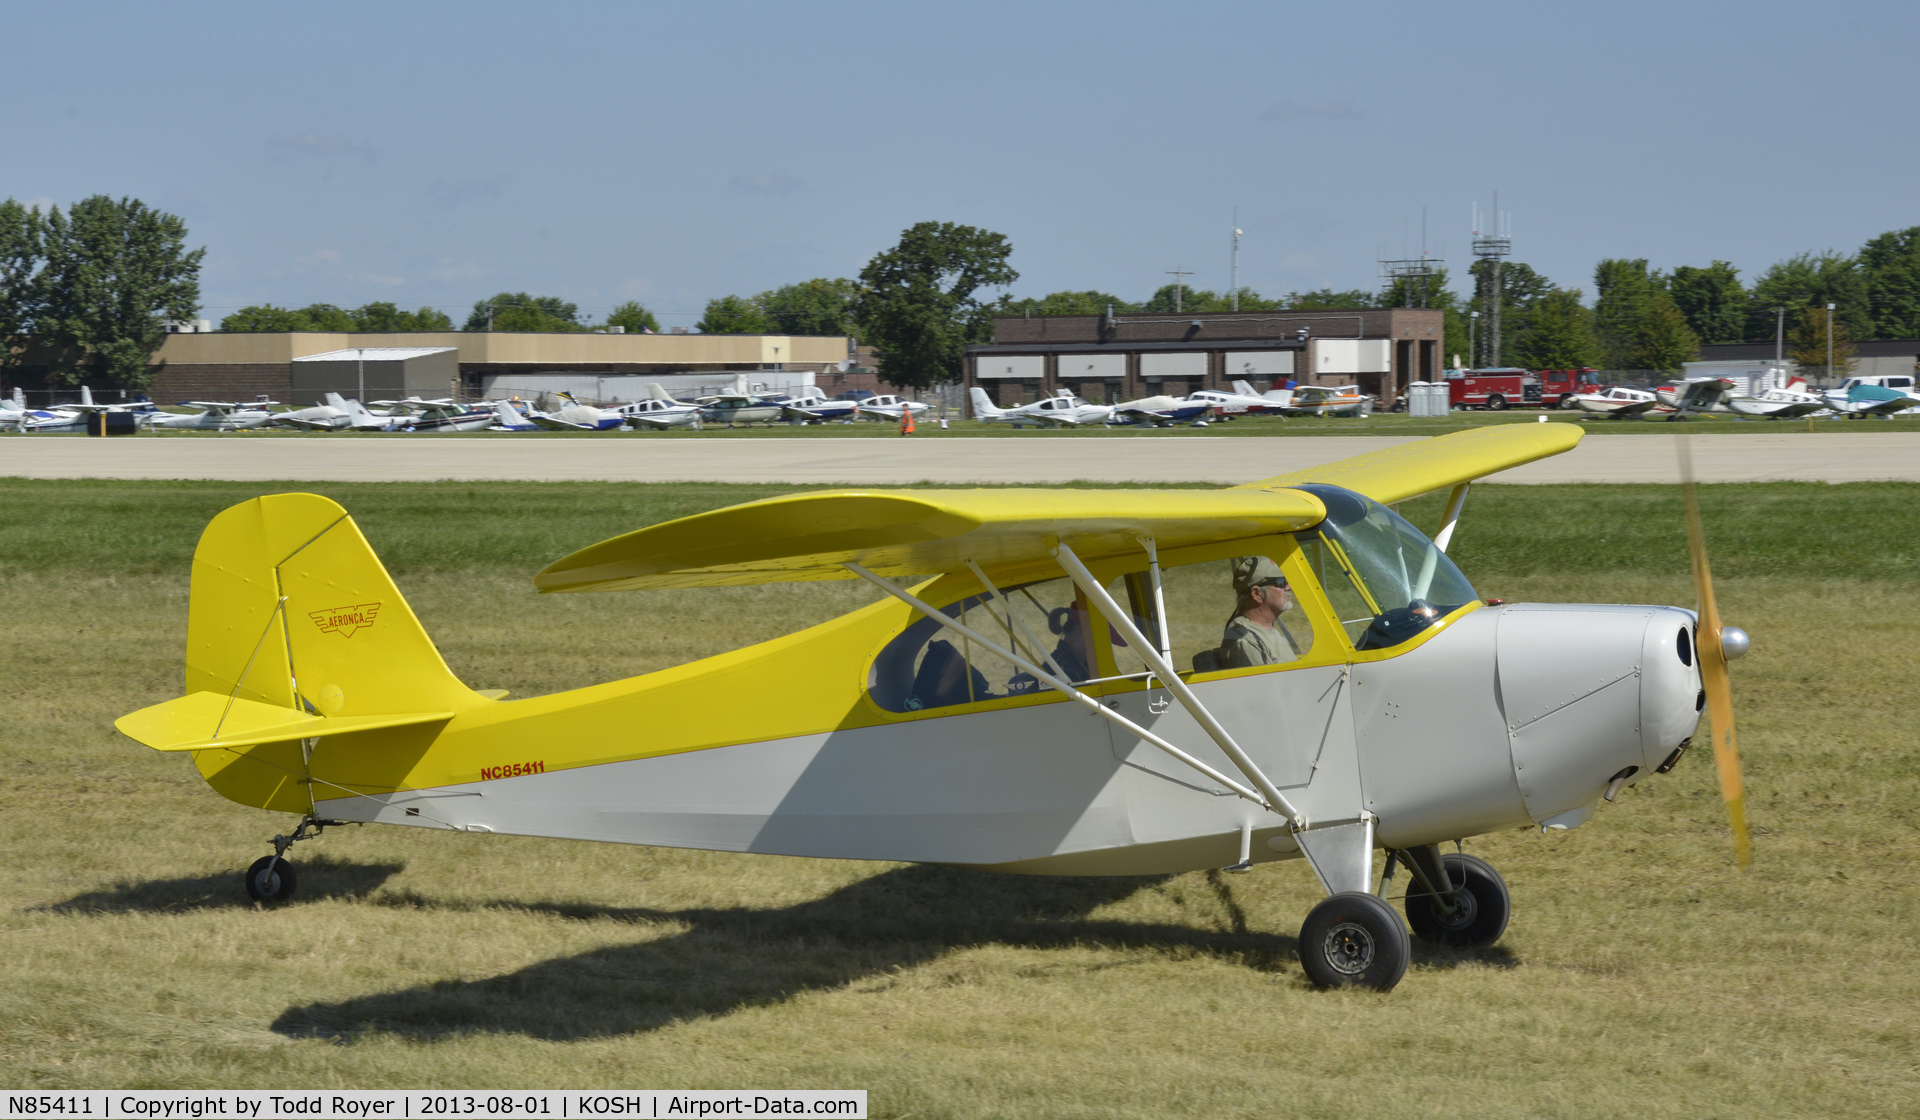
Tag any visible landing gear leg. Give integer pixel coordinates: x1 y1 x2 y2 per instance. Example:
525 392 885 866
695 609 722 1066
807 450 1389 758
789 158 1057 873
1400 845 1510 947
244 816 343 904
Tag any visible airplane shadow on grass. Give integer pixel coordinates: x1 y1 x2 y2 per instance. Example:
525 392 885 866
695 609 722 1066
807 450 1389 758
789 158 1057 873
35 856 406 914
270 865 1512 1043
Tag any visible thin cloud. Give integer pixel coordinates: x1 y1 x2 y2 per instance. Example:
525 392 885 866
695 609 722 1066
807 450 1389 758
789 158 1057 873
267 132 378 161
1260 99 1358 122
729 172 803 196
425 175 509 208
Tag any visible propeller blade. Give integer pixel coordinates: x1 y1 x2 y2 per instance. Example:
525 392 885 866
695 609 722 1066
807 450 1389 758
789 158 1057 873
1679 436 1752 867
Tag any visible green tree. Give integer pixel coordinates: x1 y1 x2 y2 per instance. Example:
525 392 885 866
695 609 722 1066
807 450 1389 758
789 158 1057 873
757 278 859 336
221 304 311 331
352 302 453 331
1857 227 1920 339
1627 291 1700 371
854 221 1017 388
1281 288 1377 309
39 196 204 389
463 293 582 332
0 199 45 376
696 294 774 334
1788 303 1857 380
1001 290 1139 317
1745 252 1867 341
1592 258 1666 369
1507 288 1603 371
604 300 660 334
1668 261 1746 344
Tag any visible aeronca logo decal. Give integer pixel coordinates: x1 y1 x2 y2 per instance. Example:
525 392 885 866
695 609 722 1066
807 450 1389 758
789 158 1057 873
310 602 382 638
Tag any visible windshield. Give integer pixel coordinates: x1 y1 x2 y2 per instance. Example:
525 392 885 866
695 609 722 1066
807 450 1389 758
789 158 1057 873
1293 484 1478 651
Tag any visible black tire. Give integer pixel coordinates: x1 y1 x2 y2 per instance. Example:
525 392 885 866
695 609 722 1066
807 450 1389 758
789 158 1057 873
1487 394 1509 411
245 855 297 903
1404 852 1509 947
1299 891 1410 991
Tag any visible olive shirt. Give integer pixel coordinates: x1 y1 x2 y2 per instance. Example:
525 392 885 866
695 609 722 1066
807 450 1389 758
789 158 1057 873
1219 617 1301 668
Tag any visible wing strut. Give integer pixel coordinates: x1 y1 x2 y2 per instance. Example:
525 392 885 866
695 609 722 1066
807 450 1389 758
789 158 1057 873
1432 481 1471 553
1051 541 1304 827
843 562 1281 814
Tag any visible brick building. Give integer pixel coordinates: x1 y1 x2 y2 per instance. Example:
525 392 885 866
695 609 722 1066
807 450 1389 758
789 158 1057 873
965 307 1443 406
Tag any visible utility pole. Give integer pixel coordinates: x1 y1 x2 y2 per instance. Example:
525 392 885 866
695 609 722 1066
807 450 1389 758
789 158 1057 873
1773 306 1786 362
1469 312 1479 370
1472 194 1511 369
1165 267 1193 313
487 303 495 332
1230 212 1242 312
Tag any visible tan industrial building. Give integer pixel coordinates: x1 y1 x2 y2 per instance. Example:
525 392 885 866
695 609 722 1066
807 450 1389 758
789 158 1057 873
965 308 1443 406
128 331 856 404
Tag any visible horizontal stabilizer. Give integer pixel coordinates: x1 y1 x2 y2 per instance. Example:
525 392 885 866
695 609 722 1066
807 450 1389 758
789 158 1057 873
116 691 452 752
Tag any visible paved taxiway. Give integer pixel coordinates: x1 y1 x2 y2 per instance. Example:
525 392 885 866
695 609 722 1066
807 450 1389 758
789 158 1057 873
4 431 1918 485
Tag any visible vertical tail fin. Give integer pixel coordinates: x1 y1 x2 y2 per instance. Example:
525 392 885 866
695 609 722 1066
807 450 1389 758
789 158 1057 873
969 386 1003 419
1232 380 1257 396
177 494 476 810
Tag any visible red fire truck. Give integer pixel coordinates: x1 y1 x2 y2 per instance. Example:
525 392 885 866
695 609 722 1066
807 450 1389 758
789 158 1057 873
1444 368 1598 410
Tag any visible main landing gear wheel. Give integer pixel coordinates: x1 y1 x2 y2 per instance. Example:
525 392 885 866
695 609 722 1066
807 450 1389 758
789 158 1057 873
1404 852 1510 947
245 855 298 904
1299 891 1410 991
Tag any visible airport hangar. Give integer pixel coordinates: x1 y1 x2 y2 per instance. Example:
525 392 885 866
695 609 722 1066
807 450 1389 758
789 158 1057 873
964 307 1444 406
128 330 858 406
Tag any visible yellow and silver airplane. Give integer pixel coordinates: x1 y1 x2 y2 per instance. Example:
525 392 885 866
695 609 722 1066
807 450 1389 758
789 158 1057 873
115 425 1751 990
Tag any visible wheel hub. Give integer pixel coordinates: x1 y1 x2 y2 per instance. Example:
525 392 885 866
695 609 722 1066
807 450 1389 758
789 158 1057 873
1323 921 1377 975
1435 889 1479 931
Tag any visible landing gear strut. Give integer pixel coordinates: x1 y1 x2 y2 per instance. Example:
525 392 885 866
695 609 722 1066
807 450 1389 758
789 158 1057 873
244 816 345 904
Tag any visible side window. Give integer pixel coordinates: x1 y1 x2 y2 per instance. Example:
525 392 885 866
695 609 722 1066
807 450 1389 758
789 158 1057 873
1299 534 1378 648
1105 552 1318 677
867 576 1097 713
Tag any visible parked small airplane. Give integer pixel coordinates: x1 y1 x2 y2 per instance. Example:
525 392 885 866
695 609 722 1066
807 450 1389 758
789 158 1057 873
370 398 495 432
1653 378 1736 419
1108 394 1215 427
1284 385 1369 417
1572 386 1661 419
698 393 786 427
1725 384 1828 420
620 388 704 431
486 400 541 432
151 401 278 431
521 391 625 432
777 388 861 424
970 387 1113 428
856 394 934 423
1824 376 1920 418
1185 380 1293 418
118 423 1754 993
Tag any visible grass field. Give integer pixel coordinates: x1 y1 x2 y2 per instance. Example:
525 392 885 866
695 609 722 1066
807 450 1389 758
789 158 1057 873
2 479 1917 1116
18 408 1920 439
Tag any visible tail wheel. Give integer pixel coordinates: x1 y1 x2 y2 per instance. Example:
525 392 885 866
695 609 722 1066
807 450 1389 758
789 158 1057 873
245 855 298 904
1299 891 1410 990
1404 853 1509 946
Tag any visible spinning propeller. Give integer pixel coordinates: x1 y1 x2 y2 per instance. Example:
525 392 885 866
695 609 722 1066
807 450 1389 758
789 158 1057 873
1679 437 1752 867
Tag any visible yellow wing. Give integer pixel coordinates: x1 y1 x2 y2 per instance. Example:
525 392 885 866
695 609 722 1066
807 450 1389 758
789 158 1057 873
535 488 1328 592
1233 423 1583 505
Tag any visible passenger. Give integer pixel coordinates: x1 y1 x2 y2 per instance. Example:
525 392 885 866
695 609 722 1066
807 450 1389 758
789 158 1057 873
1220 557 1302 668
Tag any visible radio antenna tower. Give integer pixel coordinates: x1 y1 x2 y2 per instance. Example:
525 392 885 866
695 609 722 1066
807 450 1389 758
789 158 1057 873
1379 207 1443 309
1472 194 1512 367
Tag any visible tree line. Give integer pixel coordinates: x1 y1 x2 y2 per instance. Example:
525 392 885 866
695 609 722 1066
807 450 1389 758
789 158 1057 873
1 196 203 389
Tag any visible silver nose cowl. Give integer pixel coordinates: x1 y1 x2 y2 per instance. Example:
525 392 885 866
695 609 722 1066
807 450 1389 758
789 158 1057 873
1719 626 1750 660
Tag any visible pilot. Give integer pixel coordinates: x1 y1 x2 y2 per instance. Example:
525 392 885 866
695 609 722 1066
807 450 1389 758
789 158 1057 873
1220 557 1302 668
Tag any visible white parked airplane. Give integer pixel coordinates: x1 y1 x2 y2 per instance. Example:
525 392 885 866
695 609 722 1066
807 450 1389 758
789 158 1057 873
1184 380 1293 418
619 390 704 430
486 400 541 432
776 387 861 424
697 393 786 427
1824 378 1920 418
1284 386 1369 417
520 391 625 432
1725 385 1828 420
1109 394 1214 427
856 394 934 422
151 401 278 431
970 387 1112 428
1572 386 1661 418
370 398 496 432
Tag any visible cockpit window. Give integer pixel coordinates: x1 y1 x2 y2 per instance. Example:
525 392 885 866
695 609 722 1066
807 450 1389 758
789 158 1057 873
1293 484 1478 651
867 575 1096 713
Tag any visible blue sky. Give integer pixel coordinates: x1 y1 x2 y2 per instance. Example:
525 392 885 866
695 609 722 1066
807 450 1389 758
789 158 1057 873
7 0 1913 329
